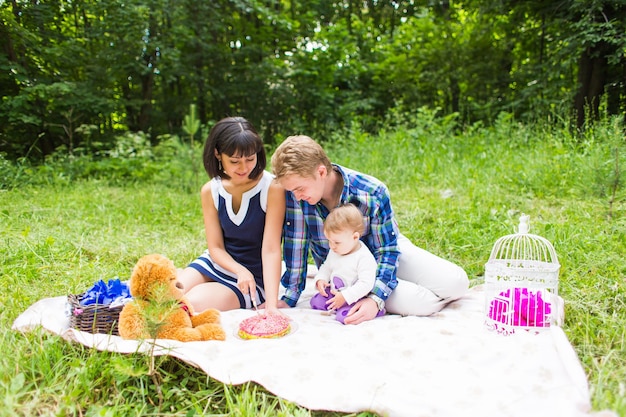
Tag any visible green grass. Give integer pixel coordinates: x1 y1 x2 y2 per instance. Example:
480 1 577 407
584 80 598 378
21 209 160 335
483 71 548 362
1 115 625 416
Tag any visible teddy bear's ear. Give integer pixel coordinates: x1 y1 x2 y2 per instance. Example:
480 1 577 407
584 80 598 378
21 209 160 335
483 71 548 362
130 254 176 297
151 254 176 278
129 259 149 298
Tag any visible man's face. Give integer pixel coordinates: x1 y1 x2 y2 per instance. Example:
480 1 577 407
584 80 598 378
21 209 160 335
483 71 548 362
279 168 325 205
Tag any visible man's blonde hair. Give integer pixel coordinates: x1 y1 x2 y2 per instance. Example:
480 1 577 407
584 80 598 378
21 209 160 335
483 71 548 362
324 203 364 236
271 135 332 179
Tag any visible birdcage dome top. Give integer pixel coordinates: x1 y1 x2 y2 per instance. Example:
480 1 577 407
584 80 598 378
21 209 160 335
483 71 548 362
487 214 559 269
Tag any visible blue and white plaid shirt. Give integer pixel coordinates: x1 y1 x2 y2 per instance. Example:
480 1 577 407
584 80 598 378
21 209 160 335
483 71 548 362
281 164 400 307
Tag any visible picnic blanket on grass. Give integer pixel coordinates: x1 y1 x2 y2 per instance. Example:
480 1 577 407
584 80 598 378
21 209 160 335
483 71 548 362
13 280 601 417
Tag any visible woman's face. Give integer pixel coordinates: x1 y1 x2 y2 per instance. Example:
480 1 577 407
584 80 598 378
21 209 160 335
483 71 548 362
219 152 258 182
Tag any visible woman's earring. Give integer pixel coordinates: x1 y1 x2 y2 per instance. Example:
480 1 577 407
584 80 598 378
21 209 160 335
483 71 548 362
218 159 223 171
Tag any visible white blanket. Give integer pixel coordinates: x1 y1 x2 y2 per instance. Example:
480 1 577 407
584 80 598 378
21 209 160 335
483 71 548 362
13 281 596 417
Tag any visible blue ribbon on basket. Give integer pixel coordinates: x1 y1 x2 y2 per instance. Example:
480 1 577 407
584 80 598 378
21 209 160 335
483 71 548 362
80 278 131 306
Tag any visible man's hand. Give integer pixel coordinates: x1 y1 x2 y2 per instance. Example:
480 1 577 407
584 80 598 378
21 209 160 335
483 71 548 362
343 297 378 325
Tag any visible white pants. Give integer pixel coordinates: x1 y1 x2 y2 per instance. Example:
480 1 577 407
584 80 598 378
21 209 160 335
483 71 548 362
386 234 469 316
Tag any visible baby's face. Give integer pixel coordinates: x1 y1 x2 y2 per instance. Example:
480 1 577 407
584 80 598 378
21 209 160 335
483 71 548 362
325 229 359 256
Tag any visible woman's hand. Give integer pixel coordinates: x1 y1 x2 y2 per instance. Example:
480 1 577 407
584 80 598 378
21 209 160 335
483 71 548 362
236 269 256 298
257 299 292 311
262 305 289 318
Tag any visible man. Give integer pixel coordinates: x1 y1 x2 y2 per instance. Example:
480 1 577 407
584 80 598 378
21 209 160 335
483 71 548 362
271 135 469 324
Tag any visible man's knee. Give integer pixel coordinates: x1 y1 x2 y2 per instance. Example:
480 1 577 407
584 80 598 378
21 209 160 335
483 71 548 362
386 282 444 316
445 266 469 300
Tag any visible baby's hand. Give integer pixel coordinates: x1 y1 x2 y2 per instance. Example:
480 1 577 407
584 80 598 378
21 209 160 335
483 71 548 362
327 290 346 310
315 280 330 296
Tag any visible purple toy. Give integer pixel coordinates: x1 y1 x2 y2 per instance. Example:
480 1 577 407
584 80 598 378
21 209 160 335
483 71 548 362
311 276 385 324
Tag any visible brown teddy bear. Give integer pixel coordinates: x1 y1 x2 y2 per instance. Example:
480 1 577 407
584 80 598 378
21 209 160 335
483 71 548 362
118 254 226 342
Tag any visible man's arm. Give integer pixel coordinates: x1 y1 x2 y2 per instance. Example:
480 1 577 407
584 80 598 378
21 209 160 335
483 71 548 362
366 183 401 301
344 182 400 324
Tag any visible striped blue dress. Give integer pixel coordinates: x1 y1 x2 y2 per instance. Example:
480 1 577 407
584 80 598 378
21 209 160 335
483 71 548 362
188 171 273 308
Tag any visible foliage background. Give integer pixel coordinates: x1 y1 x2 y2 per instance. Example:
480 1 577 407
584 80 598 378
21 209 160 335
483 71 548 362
1 0 625 162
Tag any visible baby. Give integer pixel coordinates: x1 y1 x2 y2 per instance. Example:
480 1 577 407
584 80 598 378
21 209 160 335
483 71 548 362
310 203 385 323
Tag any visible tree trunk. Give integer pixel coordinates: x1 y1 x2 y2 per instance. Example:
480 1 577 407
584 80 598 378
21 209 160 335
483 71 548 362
138 70 154 133
574 44 607 128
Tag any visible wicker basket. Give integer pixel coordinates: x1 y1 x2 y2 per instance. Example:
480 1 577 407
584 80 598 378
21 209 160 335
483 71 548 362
68 293 124 335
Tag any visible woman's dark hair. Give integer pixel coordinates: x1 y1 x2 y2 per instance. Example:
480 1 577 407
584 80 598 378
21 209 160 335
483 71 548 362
202 117 266 179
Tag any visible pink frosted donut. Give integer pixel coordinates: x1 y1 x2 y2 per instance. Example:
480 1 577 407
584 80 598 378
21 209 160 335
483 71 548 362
238 315 291 339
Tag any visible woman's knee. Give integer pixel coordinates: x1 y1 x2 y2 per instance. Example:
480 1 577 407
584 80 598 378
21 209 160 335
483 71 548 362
177 267 206 293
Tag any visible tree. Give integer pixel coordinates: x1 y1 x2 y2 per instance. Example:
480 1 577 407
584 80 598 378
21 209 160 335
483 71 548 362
570 0 626 127
471 0 626 127
2 0 624 162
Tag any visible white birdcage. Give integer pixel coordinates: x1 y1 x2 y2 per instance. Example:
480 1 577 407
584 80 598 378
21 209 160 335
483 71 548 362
484 214 560 335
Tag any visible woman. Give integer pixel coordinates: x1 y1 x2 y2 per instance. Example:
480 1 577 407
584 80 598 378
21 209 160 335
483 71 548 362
178 117 285 316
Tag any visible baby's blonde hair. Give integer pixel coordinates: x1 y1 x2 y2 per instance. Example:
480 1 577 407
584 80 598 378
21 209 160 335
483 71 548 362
324 203 364 236
271 135 332 180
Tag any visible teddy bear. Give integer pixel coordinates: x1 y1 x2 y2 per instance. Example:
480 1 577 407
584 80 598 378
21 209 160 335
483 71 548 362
118 253 226 342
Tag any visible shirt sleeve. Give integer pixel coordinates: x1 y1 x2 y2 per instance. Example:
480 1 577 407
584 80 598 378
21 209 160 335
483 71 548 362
366 183 400 301
280 192 309 307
